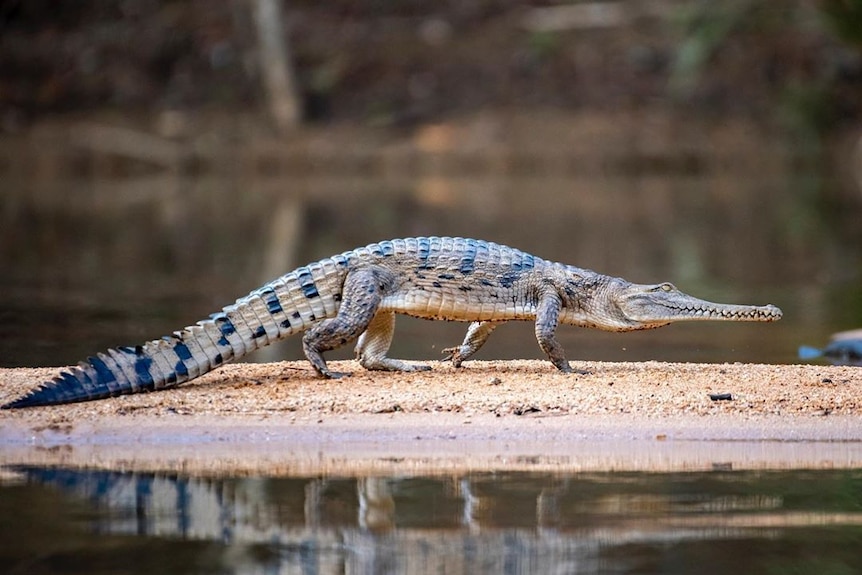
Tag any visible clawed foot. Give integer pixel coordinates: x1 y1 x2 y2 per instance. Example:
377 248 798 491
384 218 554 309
321 370 352 379
558 363 591 375
358 356 433 372
440 346 464 367
407 363 433 372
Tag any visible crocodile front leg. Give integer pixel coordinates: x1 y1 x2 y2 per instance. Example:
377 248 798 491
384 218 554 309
535 288 588 374
355 311 432 372
442 321 500 367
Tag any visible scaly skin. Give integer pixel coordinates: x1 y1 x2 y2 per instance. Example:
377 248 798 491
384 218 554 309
2 237 782 408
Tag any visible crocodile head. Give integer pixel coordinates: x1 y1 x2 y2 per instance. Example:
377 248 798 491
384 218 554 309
610 281 782 330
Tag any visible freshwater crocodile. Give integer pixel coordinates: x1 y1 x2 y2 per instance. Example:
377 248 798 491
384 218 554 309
2 237 782 409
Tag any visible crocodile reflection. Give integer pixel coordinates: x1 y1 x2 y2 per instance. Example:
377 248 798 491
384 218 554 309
8 464 862 575
7 466 798 540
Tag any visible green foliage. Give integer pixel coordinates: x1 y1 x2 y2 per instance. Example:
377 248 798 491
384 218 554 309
669 0 861 140
778 80 834 145
819 0 862 47
526 30 561 62
669 1 751 96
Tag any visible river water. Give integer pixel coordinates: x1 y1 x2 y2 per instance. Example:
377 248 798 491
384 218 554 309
1 120 861 574
3 466 862 574
0 158 860 368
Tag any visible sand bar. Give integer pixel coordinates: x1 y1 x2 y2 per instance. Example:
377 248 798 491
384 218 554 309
1 360 860 475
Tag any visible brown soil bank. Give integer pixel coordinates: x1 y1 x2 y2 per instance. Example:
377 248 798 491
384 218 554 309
1 360 861 474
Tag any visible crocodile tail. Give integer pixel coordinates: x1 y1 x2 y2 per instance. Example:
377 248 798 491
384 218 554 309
1 268 337 408
2 311 260 409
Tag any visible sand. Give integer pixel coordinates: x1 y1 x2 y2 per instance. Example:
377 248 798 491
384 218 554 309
1 360 861 475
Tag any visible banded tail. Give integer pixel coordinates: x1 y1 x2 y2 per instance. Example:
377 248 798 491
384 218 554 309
2 258 348 409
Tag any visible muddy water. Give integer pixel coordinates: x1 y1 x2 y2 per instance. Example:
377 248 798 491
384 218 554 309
3 466 862 574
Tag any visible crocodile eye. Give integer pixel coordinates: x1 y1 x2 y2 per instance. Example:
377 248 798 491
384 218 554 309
658 283 675 292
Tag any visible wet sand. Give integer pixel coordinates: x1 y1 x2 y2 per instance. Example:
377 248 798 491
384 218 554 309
1 360 861 474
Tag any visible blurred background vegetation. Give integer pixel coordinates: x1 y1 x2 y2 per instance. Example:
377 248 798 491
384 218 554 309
0 0 859 135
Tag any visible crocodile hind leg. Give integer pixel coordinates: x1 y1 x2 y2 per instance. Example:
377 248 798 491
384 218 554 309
355 311 432 372
302 267 389 378
441 321 500 367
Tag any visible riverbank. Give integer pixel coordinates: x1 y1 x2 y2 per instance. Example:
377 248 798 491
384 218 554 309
1 360 860 474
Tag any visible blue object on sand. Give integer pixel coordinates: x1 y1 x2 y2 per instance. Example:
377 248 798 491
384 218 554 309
798 329 862 366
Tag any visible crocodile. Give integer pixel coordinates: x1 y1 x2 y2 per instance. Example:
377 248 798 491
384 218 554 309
2 237 782 409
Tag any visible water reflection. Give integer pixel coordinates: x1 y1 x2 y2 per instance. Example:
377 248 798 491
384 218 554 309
4 466 862 574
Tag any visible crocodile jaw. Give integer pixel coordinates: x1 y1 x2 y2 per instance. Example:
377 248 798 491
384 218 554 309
615 282 783 329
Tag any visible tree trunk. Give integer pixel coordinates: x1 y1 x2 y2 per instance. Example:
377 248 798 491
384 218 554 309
253 0 300 130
